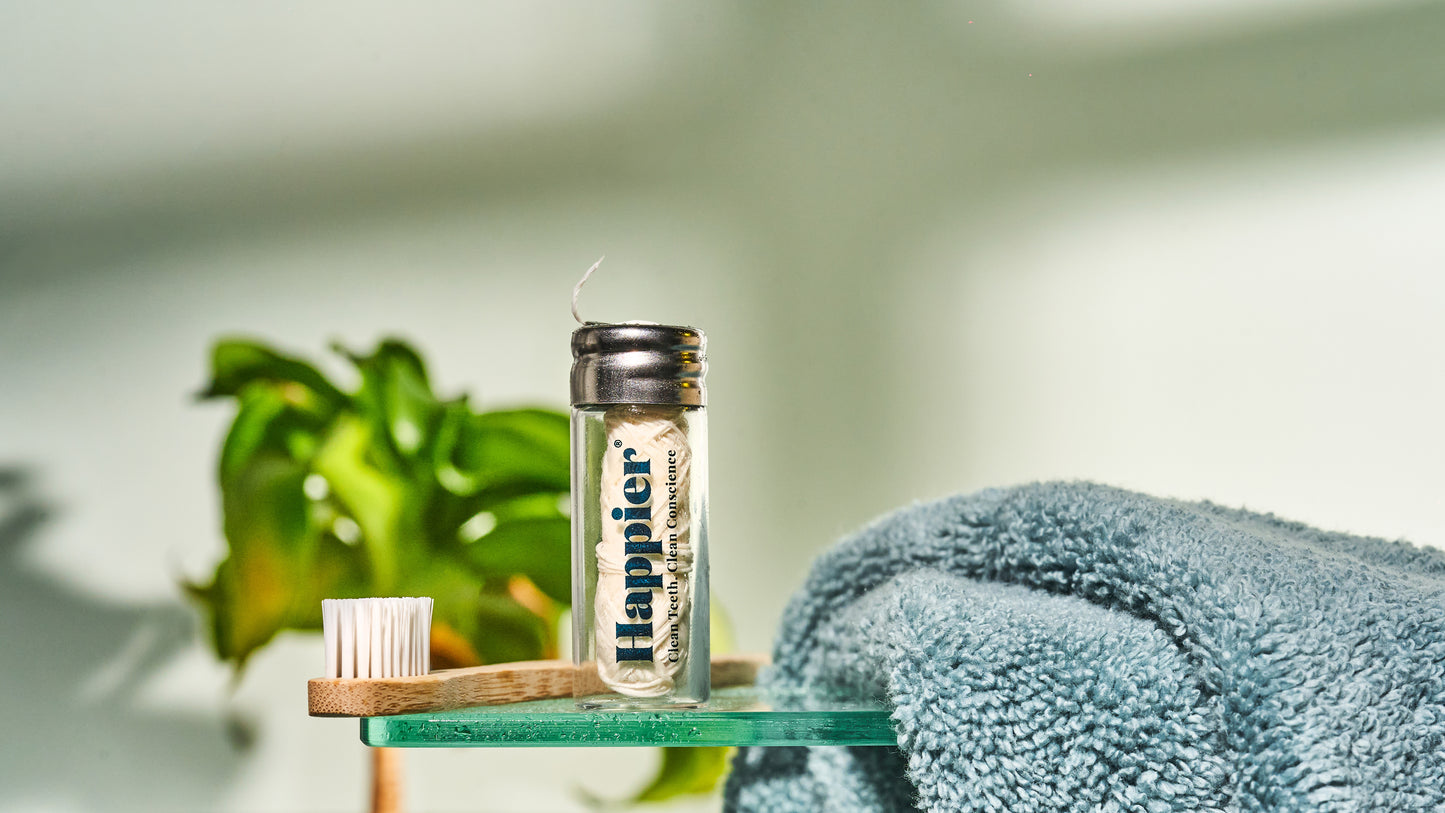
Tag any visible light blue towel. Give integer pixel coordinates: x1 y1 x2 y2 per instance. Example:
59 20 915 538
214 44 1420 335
724 482 1445 812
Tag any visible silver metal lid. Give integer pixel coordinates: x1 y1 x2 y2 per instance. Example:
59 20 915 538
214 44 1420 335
570 323 706 406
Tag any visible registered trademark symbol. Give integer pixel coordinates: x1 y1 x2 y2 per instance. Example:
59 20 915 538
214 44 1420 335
613 440 622 448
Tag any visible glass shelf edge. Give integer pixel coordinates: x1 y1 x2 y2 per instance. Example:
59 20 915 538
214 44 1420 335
357 686 897 749
361 719 898 748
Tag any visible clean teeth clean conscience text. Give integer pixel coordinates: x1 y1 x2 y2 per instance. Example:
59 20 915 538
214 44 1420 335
610 445 684 663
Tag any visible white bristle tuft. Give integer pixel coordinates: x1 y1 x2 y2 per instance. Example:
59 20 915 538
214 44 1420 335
321 597 433 679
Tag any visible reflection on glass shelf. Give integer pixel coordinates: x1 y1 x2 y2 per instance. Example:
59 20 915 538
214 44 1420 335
361 685 896 748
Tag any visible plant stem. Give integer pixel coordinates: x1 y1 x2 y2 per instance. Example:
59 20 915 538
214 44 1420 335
371 747 405 813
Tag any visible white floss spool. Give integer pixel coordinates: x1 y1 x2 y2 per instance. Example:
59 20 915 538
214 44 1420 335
594 406 694 696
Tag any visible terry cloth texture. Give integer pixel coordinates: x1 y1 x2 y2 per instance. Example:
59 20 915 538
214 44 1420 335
723 482 1445 813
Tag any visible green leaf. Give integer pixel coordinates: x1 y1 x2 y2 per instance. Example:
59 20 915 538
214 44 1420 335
631 747 733 804
200 338 346 411
190 453 316 669
288 533 371 629
341 339 440 464
416 566 554 664
433 401 484 494
311 415 408 594
711 599 737 655
466 592 554 664
435 407 569 497
218 385 326 483
460 516 571 604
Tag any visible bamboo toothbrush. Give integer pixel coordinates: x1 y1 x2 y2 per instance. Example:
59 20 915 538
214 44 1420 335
312 597 765 717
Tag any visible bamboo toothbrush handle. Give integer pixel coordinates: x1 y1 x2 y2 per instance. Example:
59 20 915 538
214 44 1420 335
309 653 769 717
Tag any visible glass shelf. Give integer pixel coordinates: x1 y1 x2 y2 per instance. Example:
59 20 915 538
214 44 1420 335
361 685 896 748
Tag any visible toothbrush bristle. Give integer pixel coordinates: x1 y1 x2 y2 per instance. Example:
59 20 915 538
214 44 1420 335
321 597 433 679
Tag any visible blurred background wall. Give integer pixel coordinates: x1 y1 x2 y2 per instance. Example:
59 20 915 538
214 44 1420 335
2 1 1444 811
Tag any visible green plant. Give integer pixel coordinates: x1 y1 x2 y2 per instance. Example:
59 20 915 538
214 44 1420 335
186 337 727 803
187 337 570 670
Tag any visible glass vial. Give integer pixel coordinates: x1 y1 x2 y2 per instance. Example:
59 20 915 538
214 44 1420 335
570 323 709 708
